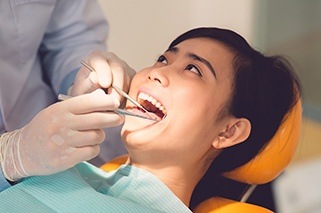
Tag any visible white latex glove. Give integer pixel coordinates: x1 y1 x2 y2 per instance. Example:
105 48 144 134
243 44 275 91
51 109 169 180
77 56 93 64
0 89 123 181
70 51 136 105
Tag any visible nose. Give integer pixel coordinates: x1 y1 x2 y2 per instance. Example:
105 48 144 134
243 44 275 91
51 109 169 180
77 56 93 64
148 67 169 87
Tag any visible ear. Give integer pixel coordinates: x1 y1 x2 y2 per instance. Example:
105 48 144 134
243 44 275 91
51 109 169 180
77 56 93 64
212 118 251 149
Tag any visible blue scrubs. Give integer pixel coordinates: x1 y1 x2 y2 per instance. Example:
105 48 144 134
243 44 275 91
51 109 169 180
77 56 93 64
0 162 192 212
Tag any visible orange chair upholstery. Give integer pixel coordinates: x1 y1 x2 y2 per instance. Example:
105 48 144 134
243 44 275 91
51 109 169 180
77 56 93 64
222 100 302 184
101 100 302 213
100 154 128 172
194 197 273 213
194 99 302 213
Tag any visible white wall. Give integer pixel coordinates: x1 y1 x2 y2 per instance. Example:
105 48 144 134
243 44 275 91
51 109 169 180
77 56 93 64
98 0 255 70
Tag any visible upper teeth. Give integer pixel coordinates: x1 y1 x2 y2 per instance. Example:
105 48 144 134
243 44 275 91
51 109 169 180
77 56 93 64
138 92 167 115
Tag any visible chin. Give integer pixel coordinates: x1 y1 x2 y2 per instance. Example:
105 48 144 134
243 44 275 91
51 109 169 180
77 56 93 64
121 117 157 143
121 114 168 148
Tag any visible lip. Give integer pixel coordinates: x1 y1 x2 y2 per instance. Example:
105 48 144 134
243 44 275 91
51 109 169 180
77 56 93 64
123 106 165 127
124 86 167 122
136 87 167 113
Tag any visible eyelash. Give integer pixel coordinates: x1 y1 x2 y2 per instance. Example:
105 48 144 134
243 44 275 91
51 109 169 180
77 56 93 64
157 55 167 64
186 64 203 76
156 55 203 77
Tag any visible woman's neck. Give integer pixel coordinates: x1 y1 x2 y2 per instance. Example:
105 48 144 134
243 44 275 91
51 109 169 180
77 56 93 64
131 161 205 206
128 148 219 206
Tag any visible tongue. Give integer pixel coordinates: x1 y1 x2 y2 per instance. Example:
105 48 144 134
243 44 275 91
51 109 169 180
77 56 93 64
132 107 161 121
140 100 164 119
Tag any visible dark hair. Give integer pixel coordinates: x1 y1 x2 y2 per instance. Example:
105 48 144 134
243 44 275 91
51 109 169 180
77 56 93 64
169 27 301 173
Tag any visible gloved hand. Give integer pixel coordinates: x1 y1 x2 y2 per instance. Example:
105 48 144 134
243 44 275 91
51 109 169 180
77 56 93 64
0 89 123 181
70 51 136 106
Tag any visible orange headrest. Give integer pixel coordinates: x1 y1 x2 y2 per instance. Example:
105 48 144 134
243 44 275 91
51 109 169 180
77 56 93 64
100 155 128 172
223 99 302 184
194 197 273 213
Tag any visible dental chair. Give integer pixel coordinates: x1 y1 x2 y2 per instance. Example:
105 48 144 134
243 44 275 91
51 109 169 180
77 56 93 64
100 100 302 213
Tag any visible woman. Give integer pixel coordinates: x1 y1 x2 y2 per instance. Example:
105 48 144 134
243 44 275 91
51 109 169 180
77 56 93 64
0 27 300 212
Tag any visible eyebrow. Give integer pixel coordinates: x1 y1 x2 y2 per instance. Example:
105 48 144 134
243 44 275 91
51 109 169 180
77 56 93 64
166 47 217 78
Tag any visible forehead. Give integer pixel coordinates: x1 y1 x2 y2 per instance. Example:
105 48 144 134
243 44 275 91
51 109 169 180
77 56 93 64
174 37 235 80
174 37 234 62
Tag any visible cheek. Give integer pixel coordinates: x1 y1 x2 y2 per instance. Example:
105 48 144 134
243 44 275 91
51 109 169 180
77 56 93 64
127 70 148 98
130 71 145 87
171 100 216 140
173 86 218 116
132 68 150 83
172 88 224 137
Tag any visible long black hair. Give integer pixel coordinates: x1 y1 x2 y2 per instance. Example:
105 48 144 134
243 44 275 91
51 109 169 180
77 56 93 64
169 27 301 173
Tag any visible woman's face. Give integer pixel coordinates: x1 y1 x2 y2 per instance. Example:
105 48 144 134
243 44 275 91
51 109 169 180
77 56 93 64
121 37 235 164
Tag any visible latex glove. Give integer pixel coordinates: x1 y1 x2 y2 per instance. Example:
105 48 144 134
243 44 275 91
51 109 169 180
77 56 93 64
0 89 123 181
70 51 136 105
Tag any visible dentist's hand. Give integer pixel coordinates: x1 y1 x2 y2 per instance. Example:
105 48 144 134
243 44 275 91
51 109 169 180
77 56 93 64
0 89 123 181
70 51 136 105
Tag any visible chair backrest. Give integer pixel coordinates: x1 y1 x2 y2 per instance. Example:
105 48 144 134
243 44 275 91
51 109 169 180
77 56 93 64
194 197 274 213
100 154 128 172
194 99 302 212
223 99 302 184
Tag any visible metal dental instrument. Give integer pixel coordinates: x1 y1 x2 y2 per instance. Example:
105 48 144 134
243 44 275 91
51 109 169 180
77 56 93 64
80 60 153 118
57 94 158 121
113 109 158 121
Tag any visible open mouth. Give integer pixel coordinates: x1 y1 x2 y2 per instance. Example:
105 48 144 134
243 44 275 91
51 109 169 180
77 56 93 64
137 92 167 121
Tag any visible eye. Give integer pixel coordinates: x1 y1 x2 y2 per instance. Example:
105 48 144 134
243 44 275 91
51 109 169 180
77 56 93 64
157 55 168 65
186 64 203 76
